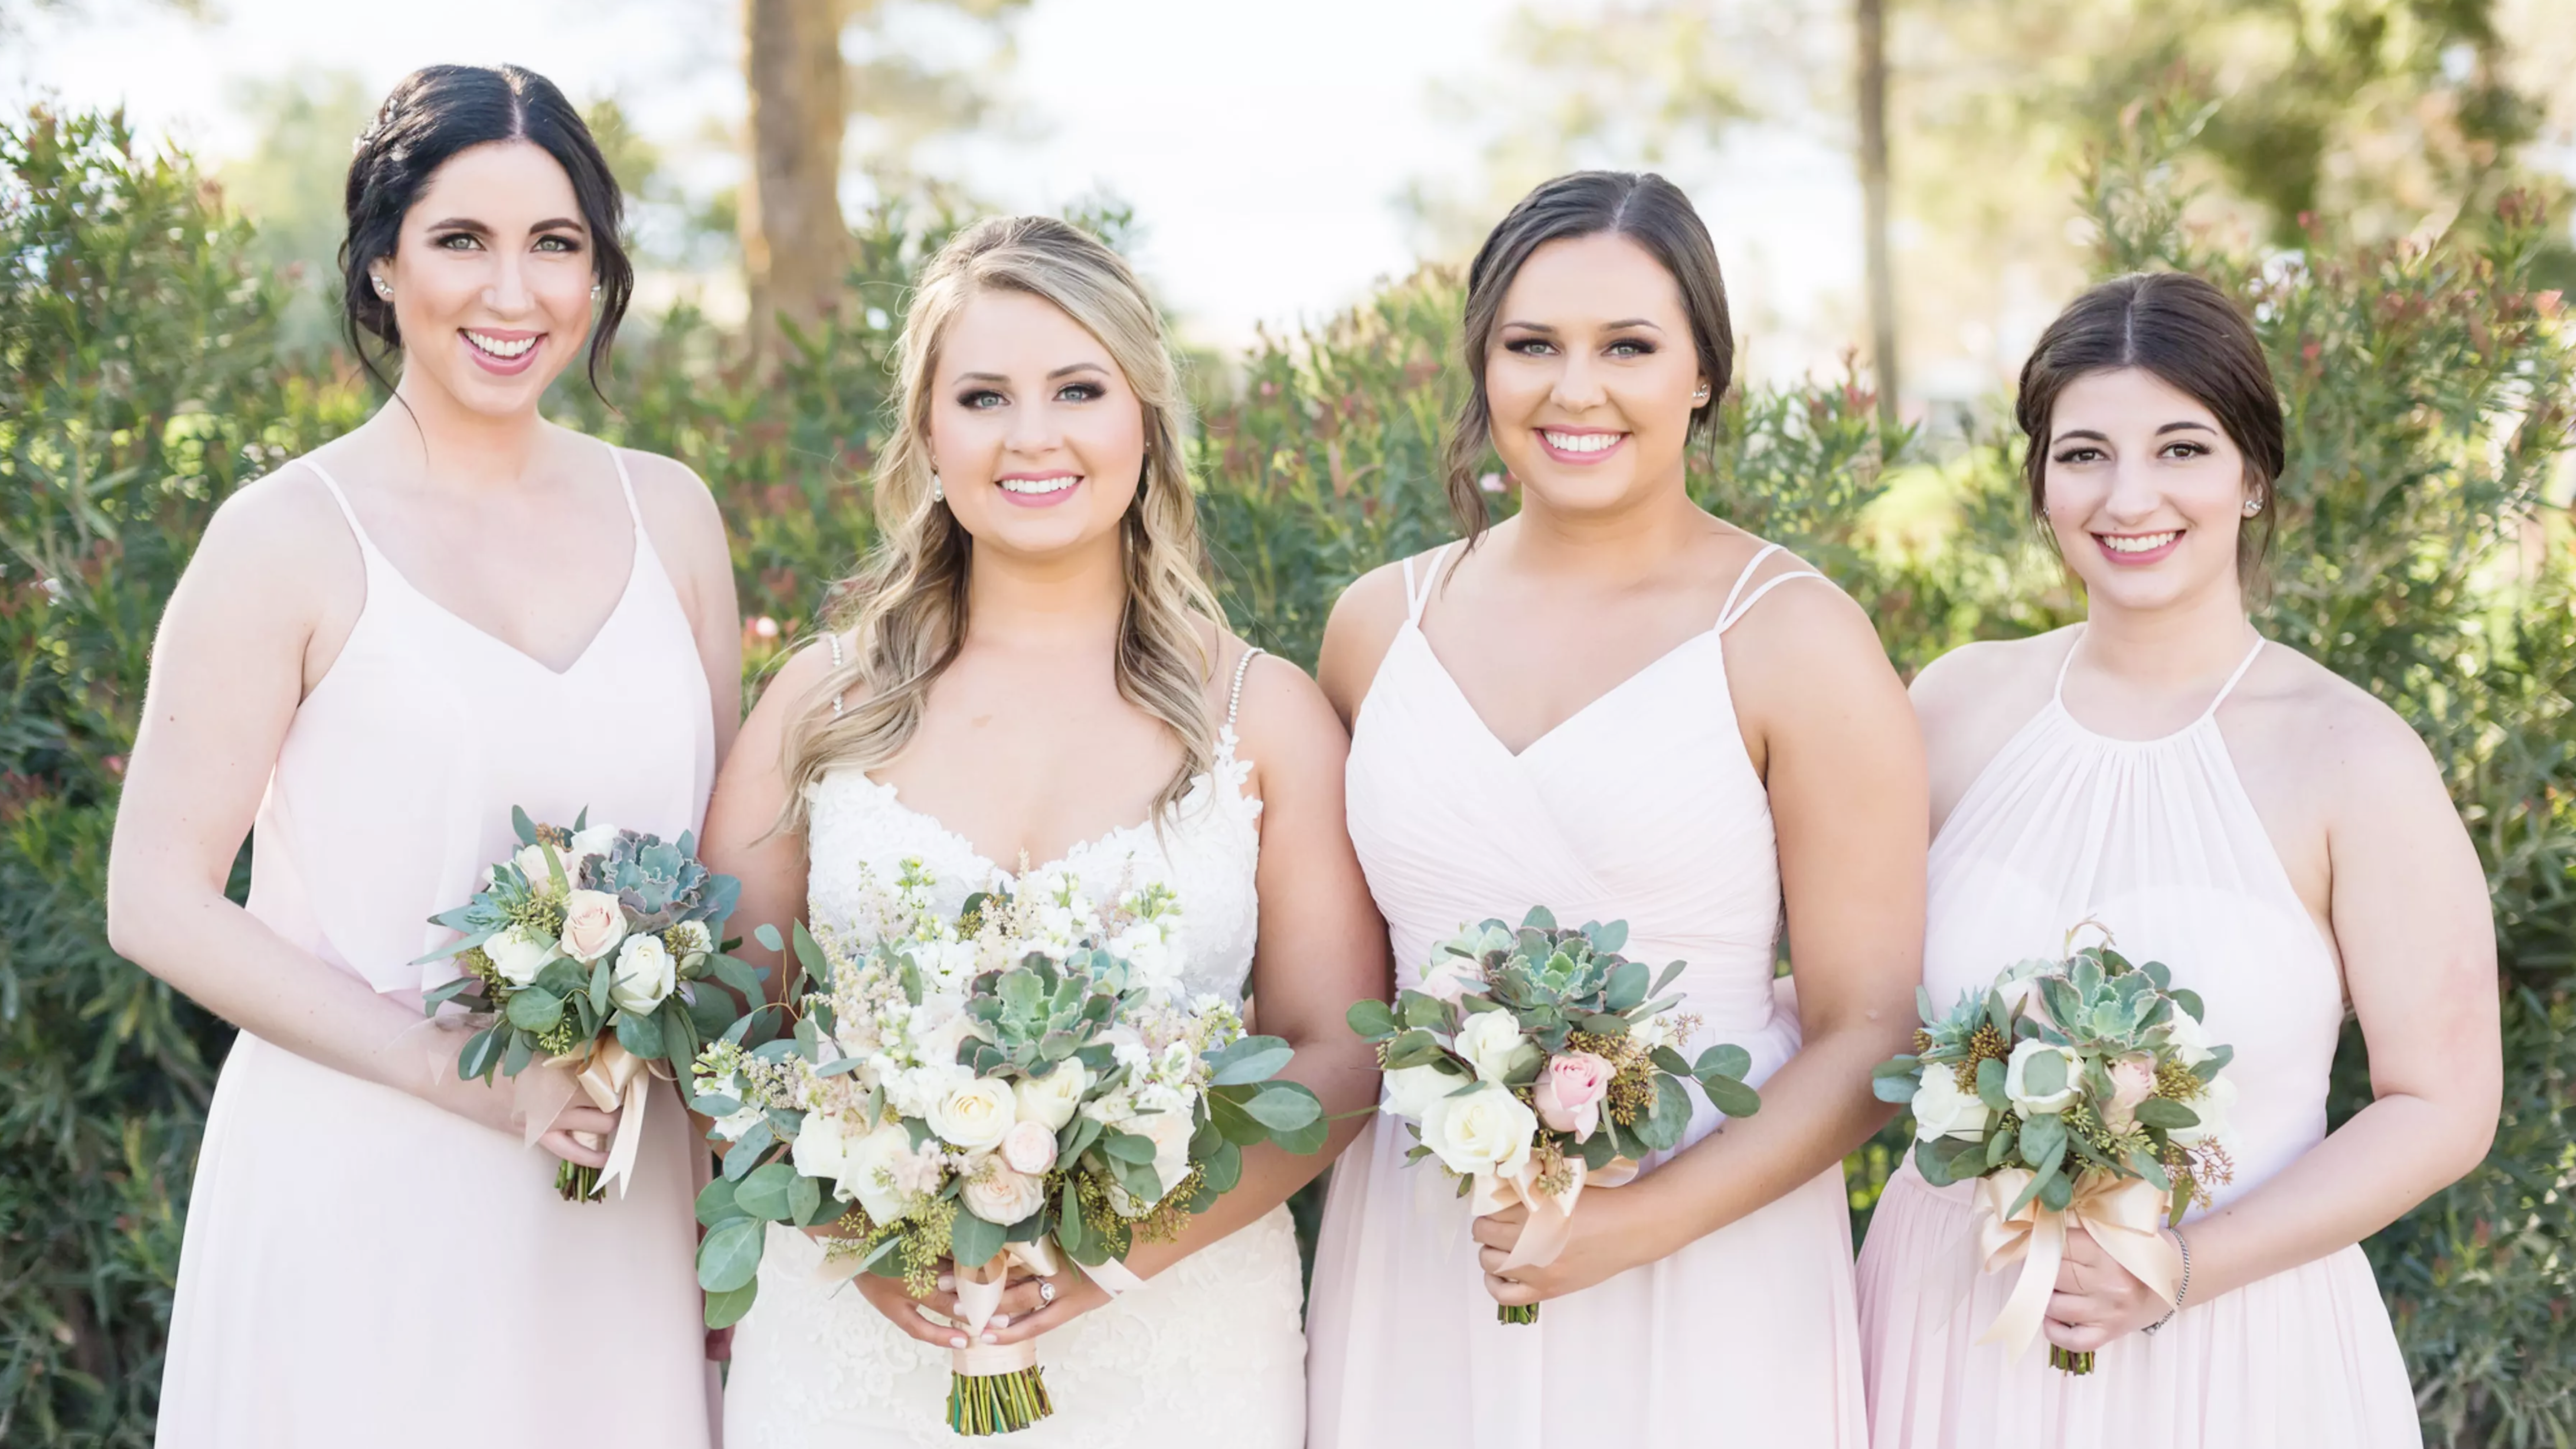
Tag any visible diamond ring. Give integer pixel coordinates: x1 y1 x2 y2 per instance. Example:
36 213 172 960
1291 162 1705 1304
1037 1279 1057 1307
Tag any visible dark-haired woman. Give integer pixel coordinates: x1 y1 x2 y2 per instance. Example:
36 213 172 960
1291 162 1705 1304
1853 272 2496 1448
106 65 736 1447
1302 170 1918 1446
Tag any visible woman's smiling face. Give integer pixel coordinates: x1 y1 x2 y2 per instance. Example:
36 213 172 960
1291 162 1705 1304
1482 231 1709 518
374 140 597 416
2041 366 2257 613
926 287 1146 562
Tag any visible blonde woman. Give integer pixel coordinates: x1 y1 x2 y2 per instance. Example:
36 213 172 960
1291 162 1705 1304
703 216 1387 1447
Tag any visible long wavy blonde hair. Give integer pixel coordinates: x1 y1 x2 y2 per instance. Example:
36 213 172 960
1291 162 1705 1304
780 215 1225 833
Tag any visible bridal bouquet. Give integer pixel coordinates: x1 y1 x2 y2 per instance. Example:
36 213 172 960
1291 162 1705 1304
1870 926 2238 1372
415 807 752 1200
690 858 1323 1436
1346 907 1762 1324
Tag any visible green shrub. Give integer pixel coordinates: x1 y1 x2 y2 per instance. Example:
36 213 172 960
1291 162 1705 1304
2 97 2569 1446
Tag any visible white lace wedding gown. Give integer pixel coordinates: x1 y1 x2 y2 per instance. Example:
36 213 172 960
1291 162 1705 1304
723 652 1307 1448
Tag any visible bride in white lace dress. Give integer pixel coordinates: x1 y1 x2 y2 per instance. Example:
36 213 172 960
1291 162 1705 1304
699 216 1387 1448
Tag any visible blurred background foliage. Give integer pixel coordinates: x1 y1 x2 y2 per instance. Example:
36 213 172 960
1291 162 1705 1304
3 1 2574 1443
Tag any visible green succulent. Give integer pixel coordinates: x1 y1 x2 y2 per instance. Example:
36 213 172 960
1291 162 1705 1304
596 826 739 926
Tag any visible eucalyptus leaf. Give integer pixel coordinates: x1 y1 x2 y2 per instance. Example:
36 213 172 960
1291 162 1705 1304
1345 999 1397 1039
697 1217 765 1293
734 1162 798 1220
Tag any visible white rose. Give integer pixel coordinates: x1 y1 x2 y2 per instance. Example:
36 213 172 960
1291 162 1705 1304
1130 1108 1196 1200
2165 1007 2217 1067
483 926 554 987
1453 1008 1537 1085
2003 1039 2083 1117
557 889 627 963
568 823 620 860
1381 1063 1463 1121
662 920 713 969
610 934 675 1013
841 1121 929 1225
513 842 566 891
2167 1072 2237 1148
792 1111 851 1183
926 1078 1017 1151
911 1007 982 1070
1910 1068 1992 1142
960 1157 1048 1226
1419 1082 1537 1178
1014 1061 1091 1131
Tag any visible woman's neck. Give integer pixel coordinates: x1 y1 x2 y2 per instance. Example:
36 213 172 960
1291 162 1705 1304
372 365 553 491
2078 575 2257 693
962 533 1129 655
1498 472 1707 582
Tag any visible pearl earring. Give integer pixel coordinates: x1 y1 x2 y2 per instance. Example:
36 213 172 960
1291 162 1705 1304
371 275 393 300
930 473 944 503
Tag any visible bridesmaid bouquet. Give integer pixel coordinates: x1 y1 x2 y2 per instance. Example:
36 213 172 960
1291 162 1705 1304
1870 926 2238 1372
1346 906 1762 1324
415 807 751 1200
691 858 1323 1436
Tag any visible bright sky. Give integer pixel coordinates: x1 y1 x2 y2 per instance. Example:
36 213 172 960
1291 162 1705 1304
10 0 1868 377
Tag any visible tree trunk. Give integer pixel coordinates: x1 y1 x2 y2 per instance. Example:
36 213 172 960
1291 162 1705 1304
742 0 848 356
1856 0 1898 434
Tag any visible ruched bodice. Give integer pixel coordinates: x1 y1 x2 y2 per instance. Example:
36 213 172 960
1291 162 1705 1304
1307 541 1868 1449
157 445 718 1449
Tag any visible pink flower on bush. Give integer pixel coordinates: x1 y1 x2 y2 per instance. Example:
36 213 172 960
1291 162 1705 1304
1533 1051 1614 1141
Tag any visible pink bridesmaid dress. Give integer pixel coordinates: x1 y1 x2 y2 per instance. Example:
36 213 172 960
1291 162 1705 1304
1305 542 1869 1449
1856 628 2419 1448
153 448 719 1448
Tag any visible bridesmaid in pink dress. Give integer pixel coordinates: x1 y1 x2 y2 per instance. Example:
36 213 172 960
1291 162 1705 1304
1304 171 1925 1447
1855 272 2499 1447
104 66 741 1447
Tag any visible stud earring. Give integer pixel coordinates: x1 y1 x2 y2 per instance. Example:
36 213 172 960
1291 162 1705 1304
2243 491 2264 517
590 282 603 301
371 275 393 301
1692 385 1711 404
930 473 944 503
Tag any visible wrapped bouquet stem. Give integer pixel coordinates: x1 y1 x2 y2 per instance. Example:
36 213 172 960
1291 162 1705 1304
1468 1154 1640 1323
1972 1168 2181 1373
946 1242 1062 1434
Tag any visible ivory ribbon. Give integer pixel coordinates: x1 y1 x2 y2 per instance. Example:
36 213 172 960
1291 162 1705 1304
1971 1168 2182 1360
518 1039 659 1198
1470 1155 1639 1274
949 1241 1062 1377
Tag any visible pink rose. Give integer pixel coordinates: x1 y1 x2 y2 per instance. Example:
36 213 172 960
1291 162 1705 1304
2103 1051 2157 1132
1000 1118 1058 1176
557 889 627 963
1416 957 1476 1004
1533 1051 1614 1141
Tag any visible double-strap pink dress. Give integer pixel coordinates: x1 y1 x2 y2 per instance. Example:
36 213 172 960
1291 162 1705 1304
154 448 719 1447
1855 628 2419 1447
1305 541 1869 1448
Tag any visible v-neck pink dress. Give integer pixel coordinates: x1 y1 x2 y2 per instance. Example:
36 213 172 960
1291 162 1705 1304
1304 542 1869 1448
153 448 718 1448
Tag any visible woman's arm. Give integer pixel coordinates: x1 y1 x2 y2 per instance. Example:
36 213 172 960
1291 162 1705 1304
103 472 615 1161
1478 566 1927 1304
982 650 1391 1347
2041 694 2500 1352
697 639 829 1033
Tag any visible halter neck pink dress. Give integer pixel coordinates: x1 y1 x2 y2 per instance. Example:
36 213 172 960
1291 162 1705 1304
1855 627 2419 1448
1304 541 1870 1448
154 448 719 1448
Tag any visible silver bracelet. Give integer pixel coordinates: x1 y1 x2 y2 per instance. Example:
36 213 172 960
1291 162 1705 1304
2141 1225 2192 1335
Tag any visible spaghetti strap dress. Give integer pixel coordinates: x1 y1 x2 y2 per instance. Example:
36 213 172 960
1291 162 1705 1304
1855 627 2419 1448
154 447 719 1448
1305 541 1871 1448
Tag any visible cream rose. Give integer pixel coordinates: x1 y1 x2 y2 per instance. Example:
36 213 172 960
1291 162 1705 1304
557 889 627 963
1014 1061 1090 1131
2003 1039 2082 1117
999 1119 1059 1176
1419 1082 1537 1179
792 1110 851 1184
610 933 675 1013
1415 955 1479 1005
2165 1007 2217 1067
483 926 554 987
926 1077 1018 1151
1130 1108 1197 1202
841 1122 929 1225
1454 1008 1537 1085
1381 1062 1462 1120
568 823 620 861
961 1158 1048 1226
513 842 567 892
1910 1068 1992 1142
2167 1073 2237 1148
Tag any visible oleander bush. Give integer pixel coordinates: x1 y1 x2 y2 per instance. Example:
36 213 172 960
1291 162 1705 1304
4 100 2570 1445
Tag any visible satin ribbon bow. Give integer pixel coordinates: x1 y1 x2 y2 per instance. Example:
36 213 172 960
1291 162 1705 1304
948 1240 1062 1376
1971 1167 2182 1359
513 1038 660 1198
1470 1154 1639 1274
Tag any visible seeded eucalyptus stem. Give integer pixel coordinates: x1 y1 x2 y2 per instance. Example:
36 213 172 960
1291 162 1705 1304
947 1366 1053 1435
1498 1304 1539 1326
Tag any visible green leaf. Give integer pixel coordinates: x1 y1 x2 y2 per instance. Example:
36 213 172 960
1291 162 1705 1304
505 989 563 1032
1976 1056 2009 1113
535 957 585 1000
1381 1030 1445 1070
790 921 830 992
788 1174 830 1226
1650 959 1689 997
501 1032 533 1077
695 1176 747 1227
1200 1139 1244 1193
2021 1046 2067 1098
589 958 614 1017
1205 1034 1295 1086
512 804 540 847
615 1007 664 1061
1207 1088 1275 1147
1272 1115 1331 1156
1100 1129 1158 1165
1602 959 1649 1012
734 1162 798 1220
703 1279 759 1330
1238 1081 1323 1133
1700 1074 1762 1119
1638 1073 1692 1148
753 923 785 953
698 1217 766 1293
724 1122 774 1177
458 1027 504 1081
1696 1043 1753 1081
950 1206 1005 1269
2134 1099 2200 1131
1650 1045 1694 1077
2018 1112 2068 1168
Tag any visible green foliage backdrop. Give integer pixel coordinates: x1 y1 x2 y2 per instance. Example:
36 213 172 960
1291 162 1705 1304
4 104 2571 1445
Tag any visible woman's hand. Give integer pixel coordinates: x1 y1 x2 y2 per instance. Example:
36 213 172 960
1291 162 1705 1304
2040 1226 2179 1357
841 1259 1108 1350
1472 1181 1665 1309
535 1102 618 1170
